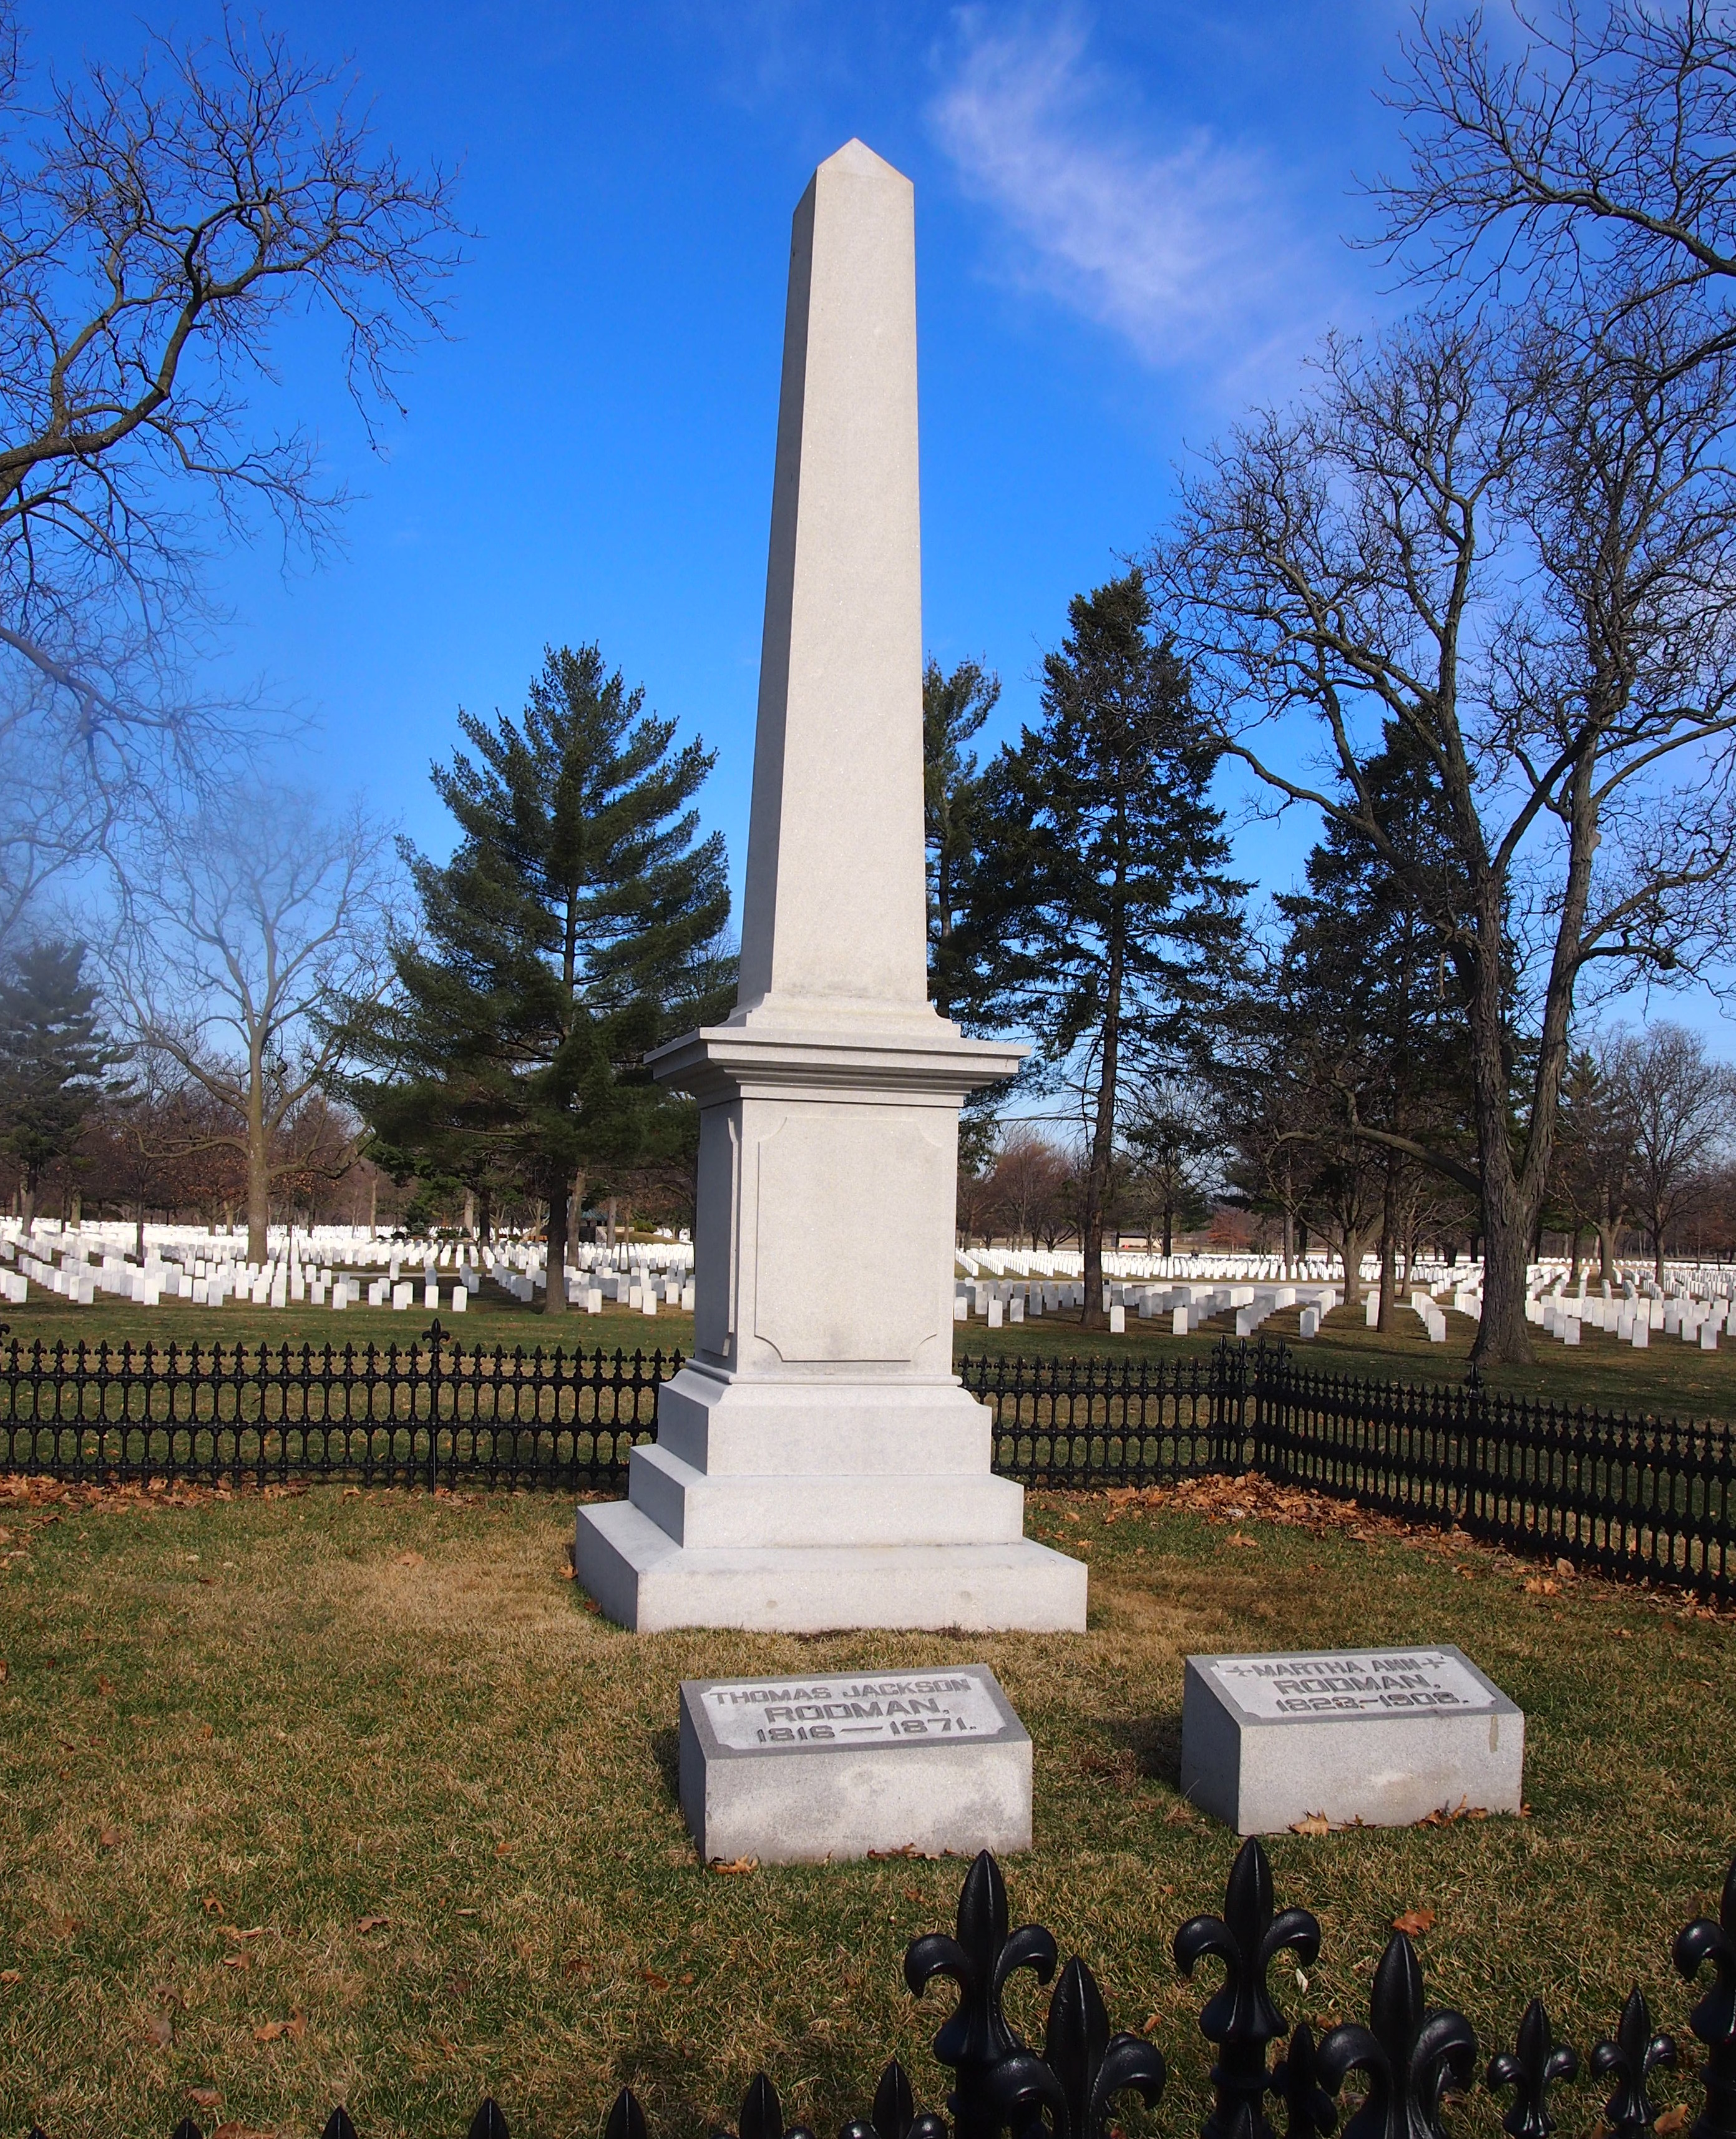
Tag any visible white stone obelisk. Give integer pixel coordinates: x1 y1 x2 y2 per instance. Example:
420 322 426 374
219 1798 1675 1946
572 140 1086 1633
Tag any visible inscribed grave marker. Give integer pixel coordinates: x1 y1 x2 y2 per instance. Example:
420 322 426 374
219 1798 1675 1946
1180 1643 1523 1834
679 1663 1031 1864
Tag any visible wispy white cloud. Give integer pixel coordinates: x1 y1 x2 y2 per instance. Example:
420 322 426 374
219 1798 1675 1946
930 11 1336 382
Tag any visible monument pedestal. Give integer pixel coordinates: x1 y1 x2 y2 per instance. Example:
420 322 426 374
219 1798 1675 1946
573 1024 1088 1631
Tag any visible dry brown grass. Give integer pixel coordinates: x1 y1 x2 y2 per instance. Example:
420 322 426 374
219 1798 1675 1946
2 1479 1733 2139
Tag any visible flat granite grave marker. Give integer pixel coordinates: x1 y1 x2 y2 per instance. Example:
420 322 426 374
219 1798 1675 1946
679 1663 1031 1864
1180 1643 1523 1835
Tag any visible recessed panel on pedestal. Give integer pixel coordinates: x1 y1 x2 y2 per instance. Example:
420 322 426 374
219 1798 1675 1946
753 1107 947 1363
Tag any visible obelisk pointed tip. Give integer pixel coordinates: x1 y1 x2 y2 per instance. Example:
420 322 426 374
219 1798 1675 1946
817 137 911 187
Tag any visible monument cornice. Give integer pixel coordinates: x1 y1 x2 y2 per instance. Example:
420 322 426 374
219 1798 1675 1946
647 1021 1026 1104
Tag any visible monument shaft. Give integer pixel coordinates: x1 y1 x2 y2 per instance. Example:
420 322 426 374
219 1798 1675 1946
572 140 1087 1633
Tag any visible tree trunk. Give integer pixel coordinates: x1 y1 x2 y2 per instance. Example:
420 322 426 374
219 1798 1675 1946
1162 1200 1174 1260
19 1170 34 1228
246 1046 270 1266
544 1184 568 1317
135 1204 145 1260
1080 929 1124 1329
605 1196 617 1250
1596 1219 1617 1282
1377 1149 1398 1333
368 1173 378 1241
463 1187 475 1238
1337 1222 1373 1304
1568 1226 1582 1284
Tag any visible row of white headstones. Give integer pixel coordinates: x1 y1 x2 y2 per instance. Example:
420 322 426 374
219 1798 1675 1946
1523 1275 1736 1351
0 1223 693 1317
955 1276 1344 1339
1357 1268 1736 1349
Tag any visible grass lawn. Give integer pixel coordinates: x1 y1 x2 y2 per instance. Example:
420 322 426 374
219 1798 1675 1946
9 1283 1736 1421
2 1472 1733 2139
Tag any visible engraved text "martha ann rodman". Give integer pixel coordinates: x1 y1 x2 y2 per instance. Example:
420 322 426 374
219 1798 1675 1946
1211 1652 1496 1719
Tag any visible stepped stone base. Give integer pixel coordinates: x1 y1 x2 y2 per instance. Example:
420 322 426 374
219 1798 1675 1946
573 1499 1088 1633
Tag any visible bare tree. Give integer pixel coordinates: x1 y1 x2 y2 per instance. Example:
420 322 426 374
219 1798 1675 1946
1552 1035 1639 1280
1612 1021 1736 1280
1378 1 1736 348
0 9 460 947
985 1128 1074 1251
1124 1077 1221 1258
1149 294 1736 1362
107 788 396 1261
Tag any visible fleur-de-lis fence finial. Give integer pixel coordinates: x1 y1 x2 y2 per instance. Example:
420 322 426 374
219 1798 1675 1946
985 1955 1168 2139
906 1850 1060 2139
1174 1836 1323 2139
1675 1855 1736 2139
1272 2022 1339 2139
838 2058 947 2139
467 2103 510 2139
605 2088 650 2139
1591 1987 1677 2139
1486 2000 1579 2139
736 2073 817 2139
1317 1930 1477 2139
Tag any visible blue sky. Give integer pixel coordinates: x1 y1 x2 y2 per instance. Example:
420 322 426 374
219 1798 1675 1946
35 0 1736 1044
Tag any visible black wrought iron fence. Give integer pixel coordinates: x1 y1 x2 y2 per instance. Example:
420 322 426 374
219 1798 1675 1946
1 1325 1734 1598
37 1840 1736 2139
0 1323 672 1491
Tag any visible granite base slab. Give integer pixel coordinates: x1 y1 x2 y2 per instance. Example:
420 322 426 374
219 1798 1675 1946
575 1499 1086 1632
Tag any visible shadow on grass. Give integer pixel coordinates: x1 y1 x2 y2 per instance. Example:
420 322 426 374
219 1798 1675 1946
651 1723 681 1806
605 2014 933 2133
1099 1708 1184 1788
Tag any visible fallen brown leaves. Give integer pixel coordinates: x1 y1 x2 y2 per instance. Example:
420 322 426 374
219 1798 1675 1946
354 1915 389 1934
253 2009 306 2044
1098 1473 1417 1545
708 1856 757 1874
187 2088 223 2110
1416 1800 1490 1828
1392 1908 1436 1936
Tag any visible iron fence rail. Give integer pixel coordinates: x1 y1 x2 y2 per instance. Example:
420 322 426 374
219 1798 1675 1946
1 1326 1733 1598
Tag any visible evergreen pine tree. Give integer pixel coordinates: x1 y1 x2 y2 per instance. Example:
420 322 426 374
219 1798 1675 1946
0 940 126 1223
347 645 731 1309
1261 722 1481 1313
960 572 1245 1324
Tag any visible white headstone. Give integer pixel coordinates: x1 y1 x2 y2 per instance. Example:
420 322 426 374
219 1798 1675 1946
573 142 1085 1635
1181 1645 1524 1834
679 1663 1030 1864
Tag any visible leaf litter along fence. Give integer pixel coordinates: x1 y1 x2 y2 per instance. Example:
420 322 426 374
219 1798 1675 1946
32 1839 1736 2139
0 1324 1732 1600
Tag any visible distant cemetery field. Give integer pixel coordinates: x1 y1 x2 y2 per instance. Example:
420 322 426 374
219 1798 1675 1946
8 1283 1736 1421
2 1476 1730 2137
